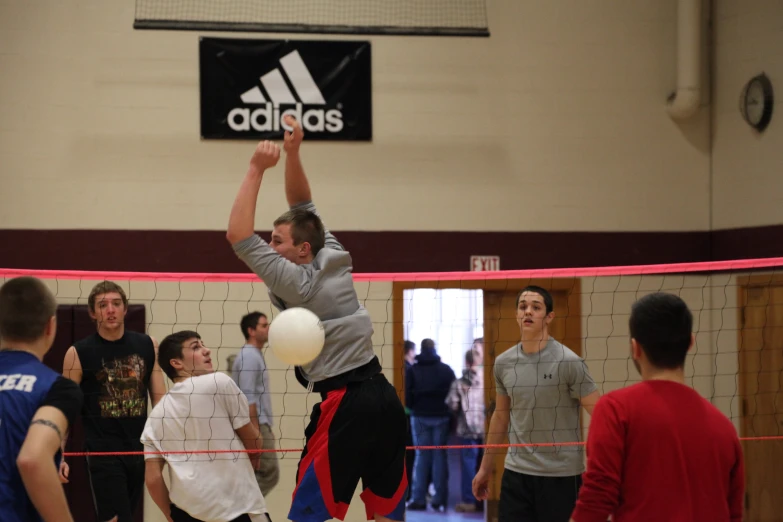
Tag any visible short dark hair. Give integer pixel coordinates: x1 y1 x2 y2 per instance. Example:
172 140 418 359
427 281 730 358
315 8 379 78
88 281 128 312
158 330 201 381
421 338 435 352
0 276 57 343
404 340 415 354
274 208 326 257
465 349 475 366
240 311 267 340
517 285 553 314
629 292 693 370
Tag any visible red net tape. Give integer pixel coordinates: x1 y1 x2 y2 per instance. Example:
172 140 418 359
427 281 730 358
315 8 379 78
3 256 783 282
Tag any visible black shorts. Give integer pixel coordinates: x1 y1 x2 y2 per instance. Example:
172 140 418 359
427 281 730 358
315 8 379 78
498 469 582 522
170 504 272 522
289 373 408 522
86 453 145 522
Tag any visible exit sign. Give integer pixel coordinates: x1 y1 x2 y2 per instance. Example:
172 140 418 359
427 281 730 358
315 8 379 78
470 256 500 271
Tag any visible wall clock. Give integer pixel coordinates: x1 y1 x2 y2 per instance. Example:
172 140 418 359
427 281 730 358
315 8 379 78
740 73 774 132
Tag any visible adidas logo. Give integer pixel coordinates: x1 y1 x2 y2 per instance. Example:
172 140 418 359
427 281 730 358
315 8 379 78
228 50 344 134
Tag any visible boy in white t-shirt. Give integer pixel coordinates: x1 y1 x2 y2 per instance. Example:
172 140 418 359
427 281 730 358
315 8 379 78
141 330 269 522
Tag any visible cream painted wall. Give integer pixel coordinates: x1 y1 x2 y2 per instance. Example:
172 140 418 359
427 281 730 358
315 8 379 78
712 0 783 229
34 269 746 522
0 0 710 233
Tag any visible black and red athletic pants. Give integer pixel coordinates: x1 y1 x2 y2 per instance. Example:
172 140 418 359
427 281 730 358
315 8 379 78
289 373 408 522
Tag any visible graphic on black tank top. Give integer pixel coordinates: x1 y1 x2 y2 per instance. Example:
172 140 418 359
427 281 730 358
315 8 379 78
75 331 155 447
95 353 148 418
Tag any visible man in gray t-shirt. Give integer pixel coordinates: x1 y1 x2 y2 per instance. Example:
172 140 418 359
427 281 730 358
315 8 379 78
232 311 279 496
226 116 408 522
473 286 600 522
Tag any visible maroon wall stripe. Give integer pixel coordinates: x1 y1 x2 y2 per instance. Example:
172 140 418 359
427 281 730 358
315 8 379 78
0 227 778 274
710 225 783 261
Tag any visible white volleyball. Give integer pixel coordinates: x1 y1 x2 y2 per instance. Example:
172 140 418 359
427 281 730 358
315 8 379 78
268 307 325 366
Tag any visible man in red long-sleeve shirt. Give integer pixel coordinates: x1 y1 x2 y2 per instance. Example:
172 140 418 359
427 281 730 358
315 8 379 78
570 292 745 522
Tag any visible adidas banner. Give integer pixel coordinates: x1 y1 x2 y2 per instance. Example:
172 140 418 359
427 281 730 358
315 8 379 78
199 38 372 141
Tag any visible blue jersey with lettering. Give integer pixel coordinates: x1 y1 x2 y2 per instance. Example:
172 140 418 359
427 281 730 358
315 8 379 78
0 350 83 522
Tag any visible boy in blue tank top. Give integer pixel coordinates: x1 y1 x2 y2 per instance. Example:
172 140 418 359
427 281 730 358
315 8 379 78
0 276 83 522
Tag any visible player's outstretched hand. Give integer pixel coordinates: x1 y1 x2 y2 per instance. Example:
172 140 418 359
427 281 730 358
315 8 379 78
283 115 304 153
251 140 281 172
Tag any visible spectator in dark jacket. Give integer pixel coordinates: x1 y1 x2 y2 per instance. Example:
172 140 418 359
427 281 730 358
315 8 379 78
405 339 456 512
403 340 417 500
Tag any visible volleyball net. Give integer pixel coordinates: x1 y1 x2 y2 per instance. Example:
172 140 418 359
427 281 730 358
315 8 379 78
2 257 782 462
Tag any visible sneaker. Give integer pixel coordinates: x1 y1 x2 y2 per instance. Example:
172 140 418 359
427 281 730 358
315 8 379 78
406 502 427 511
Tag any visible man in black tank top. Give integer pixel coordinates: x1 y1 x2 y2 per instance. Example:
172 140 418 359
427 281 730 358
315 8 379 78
62 281 166 522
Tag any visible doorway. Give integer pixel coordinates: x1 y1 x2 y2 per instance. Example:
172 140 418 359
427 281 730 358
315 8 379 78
737 276 783 521
401 287 484 518
403 288 484 373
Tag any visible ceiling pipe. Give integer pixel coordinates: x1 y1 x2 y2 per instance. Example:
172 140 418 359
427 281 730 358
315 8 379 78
667 0 702 120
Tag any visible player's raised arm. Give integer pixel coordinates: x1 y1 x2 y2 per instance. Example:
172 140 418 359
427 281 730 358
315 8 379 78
282 115 312 206
226 140 281 246
227 140 318 299
282 116 344 252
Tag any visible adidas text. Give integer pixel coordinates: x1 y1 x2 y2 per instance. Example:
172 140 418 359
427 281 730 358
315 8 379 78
228 103 344 133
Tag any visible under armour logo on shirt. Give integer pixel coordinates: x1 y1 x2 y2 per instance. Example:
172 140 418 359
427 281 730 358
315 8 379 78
543 374 552 379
